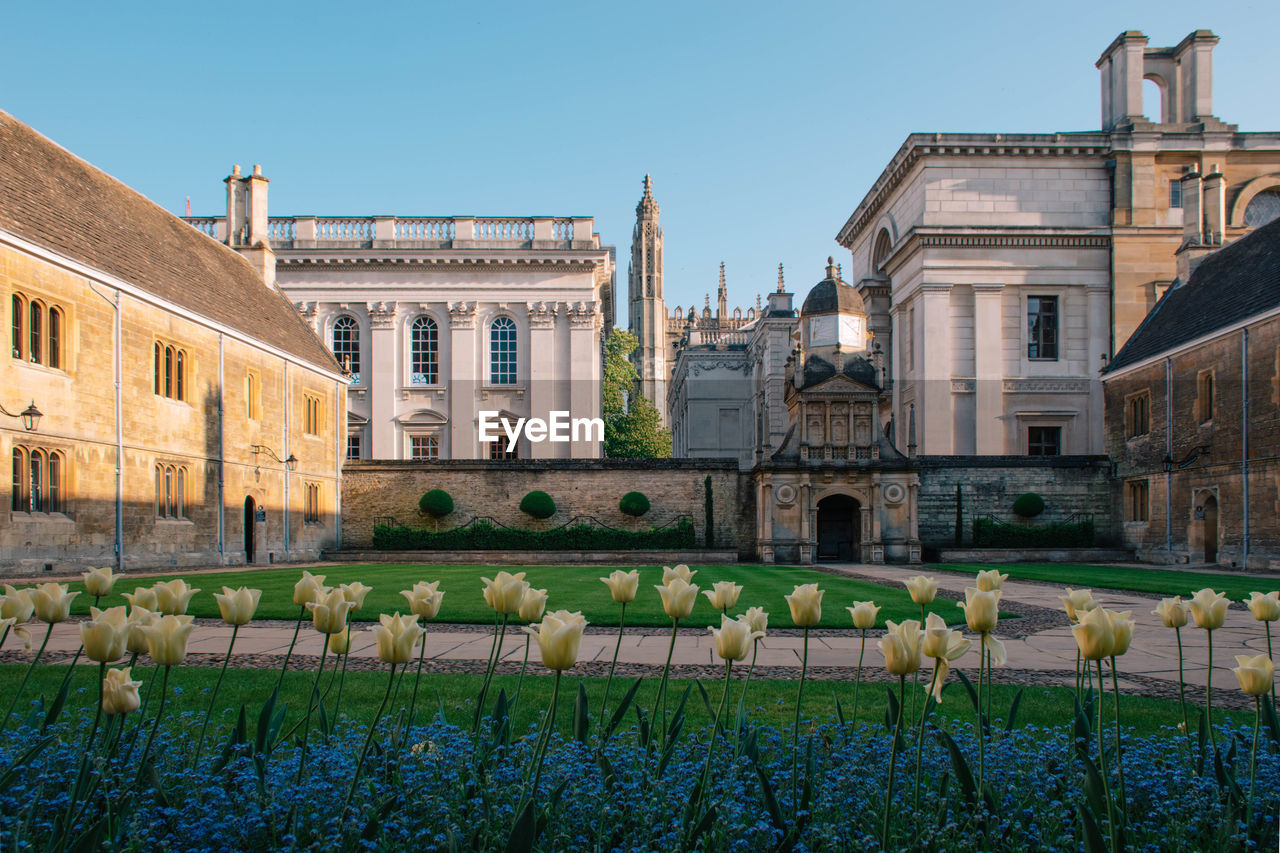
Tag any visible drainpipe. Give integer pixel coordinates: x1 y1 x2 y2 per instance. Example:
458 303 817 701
1242 328 1250 566
1165 357 1173 558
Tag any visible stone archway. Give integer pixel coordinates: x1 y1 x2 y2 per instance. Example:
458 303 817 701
816 494 861 561
1189 490 1220 564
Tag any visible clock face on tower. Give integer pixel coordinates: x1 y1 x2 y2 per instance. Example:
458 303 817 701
809 314 866 350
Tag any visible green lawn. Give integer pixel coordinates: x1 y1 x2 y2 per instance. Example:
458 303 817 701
934 562 1280 602
0 662 1233 740
45 564 979 629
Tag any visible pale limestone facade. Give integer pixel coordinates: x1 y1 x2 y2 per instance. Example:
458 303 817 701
836 30 1280 458
189 172 615 461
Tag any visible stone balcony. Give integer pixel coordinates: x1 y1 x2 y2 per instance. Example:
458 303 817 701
183 215 599 251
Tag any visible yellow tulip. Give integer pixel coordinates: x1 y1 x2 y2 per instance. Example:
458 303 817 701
847 600 880 630
785 583 824 628
370 612 424 665
703 581 742 612
306 587 356 634
878 619 923 676
1152 596 1188 629
920 613 972 702
481 571 529 615
0 585 35 623
903 576 937 606
742 606 769 635
1246 592 1280 622
122 586 159 613
1060 588 1097 623
975 569 1008 592
519 588 549 622
656 579 699 620
1188 588 1229 630
709 614 764 662
0 617 31 650
83 566 117 598
80 606 130 663
102 667 143 715
401 581 444 619
1072 606 1115 661
126 607 157 655
1109 610 1135 656
662 564 697 586
213 586 262 626
600 570 640 604
340 581 373 612
328 628 353 655
143 614 196 665
524 609 588 671
292 571 327 606
152 579 200 616
1233 654 1276 696
31 582 79 624
957 587 1000 634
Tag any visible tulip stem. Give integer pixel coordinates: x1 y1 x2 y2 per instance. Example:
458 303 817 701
695 659 733 822
1174 626 1189 739
599 602 626 728
1109 657 1127 829
652 617 679 744
914 665 940 816
333 644 350 727
275 604 305 692
342 661 398 817
136 664 171 775
53 662 107 853
510 633 531 729
1095 659 1118 852
792 625 810 815
294 641 329 784
0 624 9 652
976 633 987 795
405 628 427 740
1267 622 1276 712
852 628 867 726
1247 695 1261 831
911 604 925 727
881 673 906 849
475 614 509 732
524 669 562 817
1205 629 1216 756
192 623 239 769
2 621 52 729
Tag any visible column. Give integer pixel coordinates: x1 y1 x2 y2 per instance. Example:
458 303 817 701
368 302 398 459
973 284 1004 454
448 302 477 458
527 302 557 459
920 284 953 453
567 302 599 458
798 482 813 564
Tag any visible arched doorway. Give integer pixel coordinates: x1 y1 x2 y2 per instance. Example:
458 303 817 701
1202 494 1219 563
244 496 256 564
816 494 860 561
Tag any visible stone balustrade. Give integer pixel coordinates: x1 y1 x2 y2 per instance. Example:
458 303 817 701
181 214 595 250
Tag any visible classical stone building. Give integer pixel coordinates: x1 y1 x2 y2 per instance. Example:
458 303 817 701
187 175 615 461
1104 216 1280 568
836 29 1280 458
0 111 347 572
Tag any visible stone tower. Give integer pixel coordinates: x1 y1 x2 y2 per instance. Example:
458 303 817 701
628 174 668 425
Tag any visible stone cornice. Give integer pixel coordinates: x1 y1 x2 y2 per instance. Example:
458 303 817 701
276 254 604 273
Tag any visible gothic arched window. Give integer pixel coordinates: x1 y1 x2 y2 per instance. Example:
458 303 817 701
332 316 361 380
489 317 517 385
1244 189 1280 228
410 316 439 385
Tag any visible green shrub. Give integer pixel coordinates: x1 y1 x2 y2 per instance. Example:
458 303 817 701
972 517 1094 548
1011 492 1046 518
519 490 557 520
619 491 651 517
371 517 695 551
418 489 454 518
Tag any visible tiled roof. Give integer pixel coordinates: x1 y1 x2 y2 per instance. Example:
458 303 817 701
0 111 341 374
1107 216 1280 373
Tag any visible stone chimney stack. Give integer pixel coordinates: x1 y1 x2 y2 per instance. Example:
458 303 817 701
225 164 276 287
225 165 246 247
1181 165 1203 245
1202 164 1226 245
245 164 270 247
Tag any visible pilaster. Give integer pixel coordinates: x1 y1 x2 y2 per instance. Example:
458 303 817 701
448 302 477 458
973 284 1004 454
367 302 398 459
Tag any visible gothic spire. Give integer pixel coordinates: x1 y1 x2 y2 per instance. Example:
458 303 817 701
636 173 659 218
717 262 728 318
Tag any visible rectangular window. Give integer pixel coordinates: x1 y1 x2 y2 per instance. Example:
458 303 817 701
1170 179 1183 209
346 434 362 461
1127 479 1150 522
1027 296 1059 360
488 439 518 460
1197 370 1214 423
1027 426 1061 456
304 394 322 436
410 435 439 461
1125 391 1150 438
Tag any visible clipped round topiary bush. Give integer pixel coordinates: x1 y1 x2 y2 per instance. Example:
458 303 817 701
419 489 454 518
1012 492 1046 519
619 491 651 518
519 490 557 520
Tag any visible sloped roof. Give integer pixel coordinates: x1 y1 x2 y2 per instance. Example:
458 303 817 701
1107 217 1280 373
0 110 341 374
800 354 879 390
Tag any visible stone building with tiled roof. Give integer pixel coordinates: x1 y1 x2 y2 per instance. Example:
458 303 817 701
0 110 348 572
1103 217 1280 568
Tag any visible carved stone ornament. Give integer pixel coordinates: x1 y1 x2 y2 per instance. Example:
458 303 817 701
567 301 598 329
448 301 476 329
882 482 906 505
775 484 797 505
367 301 397 330
527 301 558 329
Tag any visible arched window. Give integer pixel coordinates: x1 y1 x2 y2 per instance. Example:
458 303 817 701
175 349 185 401
1245 190 1280 228
489 317 517 385
411 316 439 385
11 294 23 360
10 447 24 511
28 301 41 364
47 453 61 513
176 467 185 518
29 449 43 513
47 307 60 370
154 342 161 394
332 316 360 380
873 229 893 274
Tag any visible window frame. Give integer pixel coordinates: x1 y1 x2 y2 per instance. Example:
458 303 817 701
410 434 440 461
11 293 24 360
1125 390 1151 439
1027 295 1059 361
304 482 321 524
155 462 188 520
346 433 362 461
11 446 26 511
1026 425 1062 457
1196 370 1214 424
410 315 440 385
488 316 518 386
303 393 323 437
1126 479 1150 523
331 316 361 381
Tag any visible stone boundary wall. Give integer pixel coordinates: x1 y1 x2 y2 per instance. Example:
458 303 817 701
327 549 741 565
341 459 755 558
914 455 1115 549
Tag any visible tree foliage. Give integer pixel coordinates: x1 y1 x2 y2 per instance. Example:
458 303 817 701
602 328 672 458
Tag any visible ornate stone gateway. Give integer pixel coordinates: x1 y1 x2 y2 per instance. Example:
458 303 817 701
816 494 860 560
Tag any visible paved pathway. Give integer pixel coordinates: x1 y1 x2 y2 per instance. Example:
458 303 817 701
2 563 1275 706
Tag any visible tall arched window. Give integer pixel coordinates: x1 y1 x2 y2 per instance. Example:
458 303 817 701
29 449 44 512
154 342 161 394
47 307 61 369
10 447 24 511
411 316 439 385
47 453 61 513
873 229 893 274
175 349 185 401
28 301 41 364
11 294 23 360
489 317 517 385
164 346 174 397
332 316 360 381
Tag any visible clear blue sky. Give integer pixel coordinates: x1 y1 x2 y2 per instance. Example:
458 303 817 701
2 1 1277 321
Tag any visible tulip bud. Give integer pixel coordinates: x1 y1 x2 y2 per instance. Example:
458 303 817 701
0 585 35 623
1233 654 1276 696
122 586 159 613
307 587 356 634
742 606 769 635
1072 607 1115 661
1109 610 1135 657
600 570 640 604
903 576 937 606
847 600 880 630
1060 588 1097 623
975 569 1008 592
957 587 1000 634
102 667 143 715
656 579 699 620
340 582 373 612
1246 591 1280 623
523 610 587 671
83 566 117 598
31 582 80 624
519 588 549 622
709 615 763 662
401 581 444 620
878 619 922 676
152 579 200 616
81 606 130 663
1188 588 1229 631
481 571 529 616
1152 596 1188 629
126 607 157 655
702 580 742 613
370 612 424 664
213 586 262 626
143 614 196 665
785 583 824 628
292 571 327 606
661 565 697 586
328 627 353 655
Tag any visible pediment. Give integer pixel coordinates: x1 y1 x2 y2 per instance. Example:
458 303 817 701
797 374 878 397
394 408 449 425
